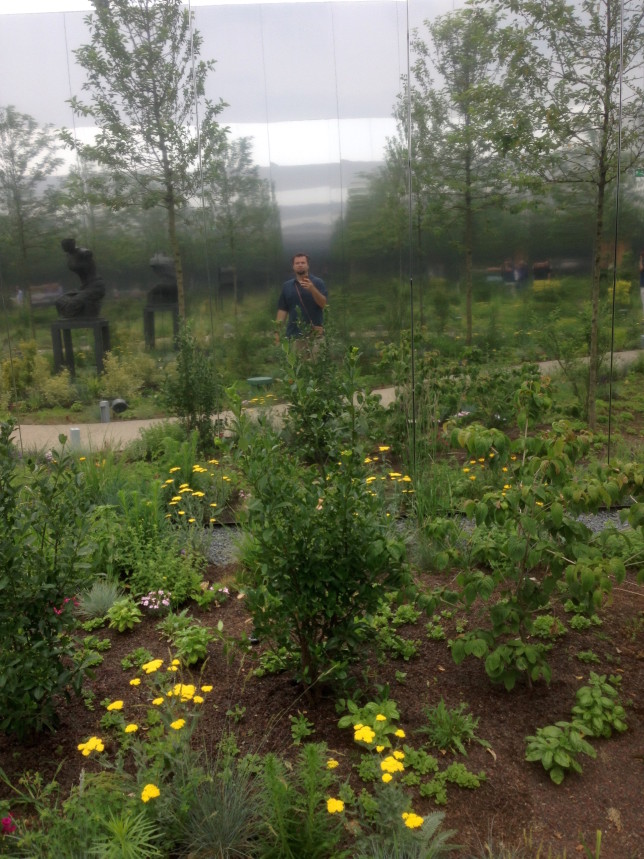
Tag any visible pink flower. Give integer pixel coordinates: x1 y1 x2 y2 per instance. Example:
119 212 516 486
1 815 17 835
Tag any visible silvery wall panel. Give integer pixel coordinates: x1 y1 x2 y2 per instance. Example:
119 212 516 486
0 2 414 367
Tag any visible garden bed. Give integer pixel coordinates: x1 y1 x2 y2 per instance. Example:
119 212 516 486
1 558 642 858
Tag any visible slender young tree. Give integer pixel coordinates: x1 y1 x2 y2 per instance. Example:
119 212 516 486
0 106 62 303
64 0 228 319
395 8 524 344
204 137 281 303
487 0 644 428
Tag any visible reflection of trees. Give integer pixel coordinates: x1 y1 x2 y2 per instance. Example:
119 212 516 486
0 105 62 323
203 137 282 304
64 0 228 319
491 0 644 428
399 8 521 344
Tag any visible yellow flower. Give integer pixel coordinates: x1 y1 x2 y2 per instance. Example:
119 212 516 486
382 773 392 783
142 659 163 674
193 695 204 704
106 700 123 711
172 659 181 666
124 724 138 734
376 745 385 753
463 467 470 473
469 475 476 481
402 812 424 829
393 751 405 760
172 683 196 701
381 756 404 774
152 697 164 706
167 665 178 672
77 736 105 756
201 685 213 692
388 472 401 478
326 798 344 814
375 714 387 722
378 445 390 452
326 759 339 769
394 729 405 738
354 725 376 744
79 456 86 462
141 783 160 803
170 719 186 730
400 475 412 482
171 495 182 502
129 678 141 686
169 466 181 473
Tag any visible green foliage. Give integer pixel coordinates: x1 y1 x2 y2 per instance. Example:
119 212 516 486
259 743 347 859
175 756 263 858
279 341 384 465
525 722 596 784
0 422 98 738
106 597 143 632
531 614 567 640
354 811 458 858
113 523 202 609
416 699 487 756
120 648 154 672
438 419 635 690
571 673 628 739
290 712 316 745
164 324 222 452
239 430 409 691
88 810 162 858
172 623 217 666
77 579 123 619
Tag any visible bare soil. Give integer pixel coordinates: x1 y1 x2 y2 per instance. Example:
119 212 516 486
1 561 643 858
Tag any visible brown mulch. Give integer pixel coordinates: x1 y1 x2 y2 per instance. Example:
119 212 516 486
1 562 643 858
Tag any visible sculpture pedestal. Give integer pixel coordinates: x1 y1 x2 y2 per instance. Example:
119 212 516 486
51 318 110 377
143 303 179 348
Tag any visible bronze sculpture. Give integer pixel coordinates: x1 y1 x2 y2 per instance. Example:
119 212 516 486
56 238 105 318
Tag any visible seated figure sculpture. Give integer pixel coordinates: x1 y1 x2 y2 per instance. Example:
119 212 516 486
55 238 106 318
147 253 178 305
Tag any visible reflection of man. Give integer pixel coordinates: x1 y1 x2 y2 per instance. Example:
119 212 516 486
275 253 328 340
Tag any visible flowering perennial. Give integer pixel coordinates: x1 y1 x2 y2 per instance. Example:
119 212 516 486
326 798 344 814
77 736 105 756
141 784 160 803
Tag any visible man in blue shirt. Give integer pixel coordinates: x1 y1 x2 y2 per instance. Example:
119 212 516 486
276 253 328 340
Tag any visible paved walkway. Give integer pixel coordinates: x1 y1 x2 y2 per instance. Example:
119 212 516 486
9 350 641 454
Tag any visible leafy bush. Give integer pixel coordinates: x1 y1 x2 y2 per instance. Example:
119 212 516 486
239 439 409 692
571 673 628 739
163 323 222 452
525 722 596 784
107 597 143 632
0 422 98 738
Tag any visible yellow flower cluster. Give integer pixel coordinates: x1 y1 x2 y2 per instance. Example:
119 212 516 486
326 798 344 814
141 783 160 803
354 724 376 744
402 811 424 829
142 658 163 674
381 755 404 774
77 736 105 756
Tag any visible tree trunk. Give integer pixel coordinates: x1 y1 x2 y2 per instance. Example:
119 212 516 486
587 1 613 430
167 200 185 320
